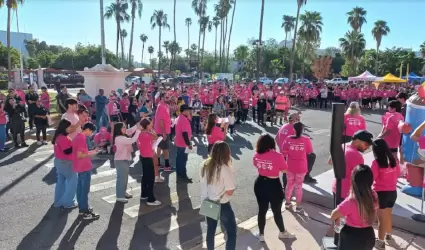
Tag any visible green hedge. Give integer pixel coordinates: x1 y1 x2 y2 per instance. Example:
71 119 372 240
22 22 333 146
0 80 8 90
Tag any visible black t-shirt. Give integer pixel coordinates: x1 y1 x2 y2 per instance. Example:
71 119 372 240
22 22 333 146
33 106 48 126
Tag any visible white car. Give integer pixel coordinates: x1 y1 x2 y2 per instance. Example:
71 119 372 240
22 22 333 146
259 77 273 84
296 79 310 84
274 78 289 84
325 78 349 84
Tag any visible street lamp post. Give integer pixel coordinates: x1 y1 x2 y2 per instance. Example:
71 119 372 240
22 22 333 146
253 40 262 83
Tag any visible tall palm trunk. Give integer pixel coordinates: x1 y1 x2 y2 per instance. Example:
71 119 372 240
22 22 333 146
221 17 228 72
158 27 162 82
284 32 288 47
173 0 177 42
141 43 145 63
375 44 380 75
289 4 302 83
226 0 237 71
121 34 125 68
129 15 135 67
201 29 206 82
257 0 265 82
197 23 202 71
7 7 12 84
187 26 190 58
219 22 223 70
116 22 121 58
214 26 218 62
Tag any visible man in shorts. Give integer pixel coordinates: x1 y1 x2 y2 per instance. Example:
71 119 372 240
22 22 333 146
154 93 173 171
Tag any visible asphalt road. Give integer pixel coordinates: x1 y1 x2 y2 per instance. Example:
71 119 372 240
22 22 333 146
0 107 384 250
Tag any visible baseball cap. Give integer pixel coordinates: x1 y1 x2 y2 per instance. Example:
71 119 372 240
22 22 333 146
352 130 373 145
180 104 193 112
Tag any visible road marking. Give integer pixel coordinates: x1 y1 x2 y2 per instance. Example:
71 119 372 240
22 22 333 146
123 192 189 218
148 205 203 235
101 186 142 203
312 129 330 135
90 176 137 192
91 169 116 180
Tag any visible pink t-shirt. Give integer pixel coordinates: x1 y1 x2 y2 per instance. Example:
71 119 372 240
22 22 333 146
371 160 400 192
207 126 225 145
154 102 172 134
72 133 92 172
137 132 154 158
0 110 7 124
344 114 366 137
253 150 287 177
332 144 364 198
174 114 192 148
62 112 80 140
119 98 130 113
337 193 378 228
54 135 73 161
383 112 404 149
40 92 50 109
275 123 295 153
94 131 112 145
281 136 313 174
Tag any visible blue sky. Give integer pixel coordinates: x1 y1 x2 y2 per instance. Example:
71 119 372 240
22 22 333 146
1 0 424 63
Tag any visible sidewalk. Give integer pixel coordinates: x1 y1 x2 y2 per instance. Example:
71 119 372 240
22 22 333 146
199 202 425 250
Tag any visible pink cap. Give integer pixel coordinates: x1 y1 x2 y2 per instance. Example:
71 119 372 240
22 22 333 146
100 127 107 133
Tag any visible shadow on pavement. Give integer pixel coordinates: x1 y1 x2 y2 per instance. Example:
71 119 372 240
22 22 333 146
16 206 68 250
57 216 96 249
96 203 125 250
0 143 45 166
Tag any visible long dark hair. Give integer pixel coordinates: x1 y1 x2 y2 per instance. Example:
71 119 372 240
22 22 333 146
350 164 377 225
205 113 217 135
291 122 304 139
372 138 397 168
52 119 71 144
112 122 126 145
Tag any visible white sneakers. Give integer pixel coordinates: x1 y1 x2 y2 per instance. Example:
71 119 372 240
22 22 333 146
147 200 161 206
258 231 295 242
155 175 164 183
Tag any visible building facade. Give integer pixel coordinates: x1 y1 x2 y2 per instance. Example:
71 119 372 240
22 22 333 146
0 30 33 57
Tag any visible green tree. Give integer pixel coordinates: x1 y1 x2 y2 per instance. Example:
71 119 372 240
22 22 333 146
140 34 148 63
372 20 390 75
212 16 220 62
420 42 425 58
5 0 24 82
289 0 307 83
347 7 367 32
148 46 154 60
281 15 296 47
0 41 20 69
339 30 366 75
185 18 192 58
128 0 143 67
163 41 170 59
193 0 208 71
151 9 170 77
104 1 130 59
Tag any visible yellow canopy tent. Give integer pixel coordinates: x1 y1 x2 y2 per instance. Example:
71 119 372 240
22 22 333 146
377 73 407 83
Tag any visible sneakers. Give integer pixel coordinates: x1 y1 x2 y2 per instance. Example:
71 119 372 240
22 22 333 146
295 206 303 213
124 193 133 199
374 239 386 250
21 142 28 147
279 231 296 239
147 200 162 206
163 166 173 172
385 234 395 243
42 141 48 145
285 202 293 209
81 211 100 220
37 141 43 146
258 234 265 242
155 176 165 183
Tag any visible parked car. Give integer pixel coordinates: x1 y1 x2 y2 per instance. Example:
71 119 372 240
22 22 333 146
325 78 349 84
274 78 289 84
258 77 273 84
296 78 310 84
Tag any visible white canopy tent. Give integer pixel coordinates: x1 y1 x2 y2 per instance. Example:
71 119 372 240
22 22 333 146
348 71 380 82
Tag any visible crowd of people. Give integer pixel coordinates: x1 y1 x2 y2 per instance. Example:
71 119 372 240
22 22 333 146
0 79 417 249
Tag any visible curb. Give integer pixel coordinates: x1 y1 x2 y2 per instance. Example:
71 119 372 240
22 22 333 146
303 189 425 237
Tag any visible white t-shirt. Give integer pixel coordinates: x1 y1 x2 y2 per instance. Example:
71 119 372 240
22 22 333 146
266 90 274 98
200 164 236 204
62 112 80 140
320 88 328 98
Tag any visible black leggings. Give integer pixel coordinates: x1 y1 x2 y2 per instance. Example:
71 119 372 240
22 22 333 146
36 125 47 141
140 156 156 202
338 225 375 250
12 122 25 144
254 176 285 235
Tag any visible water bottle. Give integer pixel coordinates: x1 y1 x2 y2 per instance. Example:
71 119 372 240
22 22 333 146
334 217 346 233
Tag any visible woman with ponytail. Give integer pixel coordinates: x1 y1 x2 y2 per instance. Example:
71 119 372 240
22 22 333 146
331 164 377 250
281 122 313 212
371 138 400 250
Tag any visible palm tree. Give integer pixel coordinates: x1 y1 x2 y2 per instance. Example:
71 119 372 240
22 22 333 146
169 41 182 70
420 42 425 58
200 16 210 80
372 20 390 75
281 15 296 47
140 34 148 63
173 0 177 43
104 1 130 58
192 0 208 71
289 0 307 83
212 16 220 62
150 9 170 79
5 0 24 83
148 46 154 60
121 29 128 55
298 11 323 44
128 0 143 67
185 18 192 58
339 30 366 75
347 7 367 32
214 0 231 71
163 41 170 59
257 0 265 82
225 0 236 70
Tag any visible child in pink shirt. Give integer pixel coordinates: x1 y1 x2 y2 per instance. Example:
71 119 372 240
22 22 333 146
330 164 378 250
72 122 100 220
281 122 313 211
40 87 50 110
93 127 112 153
205 113 227 153
379 100 404 159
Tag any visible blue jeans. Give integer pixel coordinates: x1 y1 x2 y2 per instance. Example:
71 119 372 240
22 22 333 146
206 202 237 250
54 158 78 208
77 171 91 213
0 124 6 150
96 110 108 131
191 116 201 134
114 160 130 199
175 147 188 177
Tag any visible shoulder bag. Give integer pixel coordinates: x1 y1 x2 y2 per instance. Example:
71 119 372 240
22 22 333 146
199 184 225 221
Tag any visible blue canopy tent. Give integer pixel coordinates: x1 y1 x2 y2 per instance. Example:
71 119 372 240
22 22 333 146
402 72 425 83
